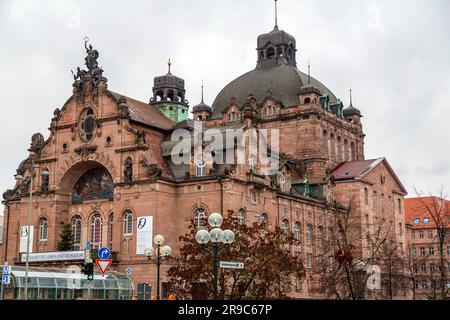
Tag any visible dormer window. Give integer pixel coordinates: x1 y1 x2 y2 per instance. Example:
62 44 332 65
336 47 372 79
228 112 238 122
304 97 311 104
266 105 275 116
195 154 206 177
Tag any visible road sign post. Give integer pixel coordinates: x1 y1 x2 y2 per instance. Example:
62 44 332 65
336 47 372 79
96 259 112 274
1 262 11 300
219 261 245 270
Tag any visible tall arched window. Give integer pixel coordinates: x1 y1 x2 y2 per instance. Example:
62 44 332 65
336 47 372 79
328 227 334 248
330 134 336 157
294 222 302 242
72 216 82 250
108 214 114 249
123 211 133 236
351 142 356 161
90 214 103 249
195 154 206 177
39 218 48 241
344 139 349 161
250 189 257 203
194 208 206 228
317 226 324 250
236 208 246 225
337 137 343 161
306 224 313 246
322 130 328 156
260 213 268 229
281 219 289 238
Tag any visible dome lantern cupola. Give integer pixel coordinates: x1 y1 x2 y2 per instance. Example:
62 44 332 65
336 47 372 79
256 0 297 68
150 59 189 123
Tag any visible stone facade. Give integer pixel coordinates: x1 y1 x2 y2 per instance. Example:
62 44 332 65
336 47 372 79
1 22 408 300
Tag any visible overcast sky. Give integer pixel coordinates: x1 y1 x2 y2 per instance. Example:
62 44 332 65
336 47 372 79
1 0 449 215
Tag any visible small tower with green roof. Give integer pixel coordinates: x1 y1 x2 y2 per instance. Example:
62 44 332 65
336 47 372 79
150 59 189 123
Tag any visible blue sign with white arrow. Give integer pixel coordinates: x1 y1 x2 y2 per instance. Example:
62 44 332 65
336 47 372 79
98 247 111 259
2 275 10 285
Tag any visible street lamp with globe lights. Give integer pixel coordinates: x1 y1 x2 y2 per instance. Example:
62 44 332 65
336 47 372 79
195 212 235 300
145 235 172 300
14 159 50 300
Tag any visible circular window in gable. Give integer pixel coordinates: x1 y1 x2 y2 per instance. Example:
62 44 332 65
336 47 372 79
78 107 97 142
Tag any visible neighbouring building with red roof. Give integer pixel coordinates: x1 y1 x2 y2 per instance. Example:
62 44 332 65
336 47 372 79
404 197 450 300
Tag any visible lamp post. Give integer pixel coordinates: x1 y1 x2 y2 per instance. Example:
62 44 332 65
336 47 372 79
195 213 235 300
145 235 172 300
14 159 50 300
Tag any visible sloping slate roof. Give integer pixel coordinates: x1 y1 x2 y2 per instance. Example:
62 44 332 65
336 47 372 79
331 158 408 195
211 62 338 118
110 92 175 131
331 159 382 181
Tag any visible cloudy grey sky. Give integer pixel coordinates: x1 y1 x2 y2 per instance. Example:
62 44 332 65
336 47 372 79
1 0 449 214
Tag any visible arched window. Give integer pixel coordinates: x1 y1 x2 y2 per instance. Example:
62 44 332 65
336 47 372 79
90 214 103 249
123 211 133 236
280 174 287 192
260 213 268 229
281 219 289 238
344 140 349 161
266 105 275 116
304 97 311 104
294 222 302 242
248 154 257 172
196 115 203 121
195 154 206 177
250 189 257 203
330 133 336 157
39 218 48 241
306 224 313 246
267 47 275 59
108 214 113 249
328 227 334 248
322 130 328 156
72 216 82 250
351 142 356 161
337 137 343 161
317 226 324 250
236 208 246 225
194 208 206 228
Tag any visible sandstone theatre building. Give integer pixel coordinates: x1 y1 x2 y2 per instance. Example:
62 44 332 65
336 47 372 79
1 16 408 300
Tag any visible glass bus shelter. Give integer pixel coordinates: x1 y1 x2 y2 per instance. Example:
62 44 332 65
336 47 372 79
2 266 134 300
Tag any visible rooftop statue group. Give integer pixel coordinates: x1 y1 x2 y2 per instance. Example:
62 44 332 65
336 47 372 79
72 37 104 88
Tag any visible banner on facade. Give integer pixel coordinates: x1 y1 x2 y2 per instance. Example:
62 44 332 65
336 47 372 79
19 226 34 254
21 251 85 263
136 216 153 255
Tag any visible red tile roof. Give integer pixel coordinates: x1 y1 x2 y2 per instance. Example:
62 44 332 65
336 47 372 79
110 92 175 131
405 197 450 229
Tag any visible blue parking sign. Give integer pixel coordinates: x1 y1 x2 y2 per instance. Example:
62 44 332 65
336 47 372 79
98 247 111 259
2 275 10 285
2 265 10 275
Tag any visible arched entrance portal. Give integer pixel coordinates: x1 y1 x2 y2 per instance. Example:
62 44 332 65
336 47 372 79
59 161 115 205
